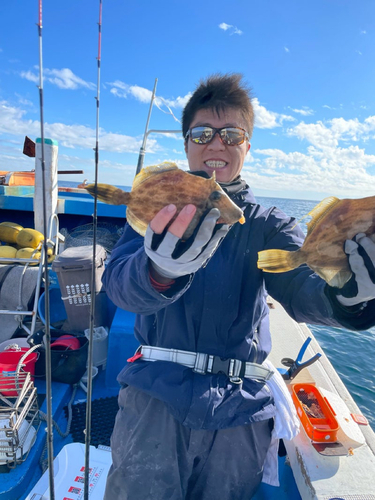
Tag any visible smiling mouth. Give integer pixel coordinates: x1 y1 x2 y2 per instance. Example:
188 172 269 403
205 161 227 169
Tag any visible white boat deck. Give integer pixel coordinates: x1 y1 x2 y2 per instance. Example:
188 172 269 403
268 298 375 499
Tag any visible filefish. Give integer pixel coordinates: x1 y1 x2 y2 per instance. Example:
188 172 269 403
257 195 375 288
86 162 245 239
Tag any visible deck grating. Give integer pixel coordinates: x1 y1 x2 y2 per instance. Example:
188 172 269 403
64 396 118 447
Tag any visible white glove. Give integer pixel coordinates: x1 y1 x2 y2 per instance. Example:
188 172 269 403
144 209 230 279
336 233 375 307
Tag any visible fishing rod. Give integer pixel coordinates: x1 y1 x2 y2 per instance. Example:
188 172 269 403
37 0 55 497
83 0 102 497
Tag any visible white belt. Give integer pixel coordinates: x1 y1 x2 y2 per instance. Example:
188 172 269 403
137 345 274 384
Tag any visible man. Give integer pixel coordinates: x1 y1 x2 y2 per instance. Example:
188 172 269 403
103 74 375 499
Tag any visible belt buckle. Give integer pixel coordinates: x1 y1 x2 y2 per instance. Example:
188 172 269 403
210 357 243 385
210 356 231 376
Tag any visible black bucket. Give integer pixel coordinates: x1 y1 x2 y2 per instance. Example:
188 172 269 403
33 329 88 385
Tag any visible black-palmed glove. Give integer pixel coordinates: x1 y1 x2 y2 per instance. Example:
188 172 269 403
144 208 230 279
336 233 375 307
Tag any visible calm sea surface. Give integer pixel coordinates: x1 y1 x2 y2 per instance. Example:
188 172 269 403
65 181 375 429
257 195 375 430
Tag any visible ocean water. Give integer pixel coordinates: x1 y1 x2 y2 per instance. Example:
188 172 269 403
258 195 375 430
64 180 374 429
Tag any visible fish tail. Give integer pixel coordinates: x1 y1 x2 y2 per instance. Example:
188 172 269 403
85 184 130 205
257 249 305 273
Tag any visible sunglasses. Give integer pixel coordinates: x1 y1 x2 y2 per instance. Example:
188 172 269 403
185 126 249 146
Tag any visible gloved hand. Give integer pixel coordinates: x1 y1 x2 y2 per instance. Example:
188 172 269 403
336 233 375 307
144 208 230 279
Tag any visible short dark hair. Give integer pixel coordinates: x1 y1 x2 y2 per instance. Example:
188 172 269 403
182 73 254 140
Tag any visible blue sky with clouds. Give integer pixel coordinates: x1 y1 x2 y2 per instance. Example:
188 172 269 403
1 0 374 200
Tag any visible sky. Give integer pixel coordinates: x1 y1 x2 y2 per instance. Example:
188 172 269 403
1 0 375 201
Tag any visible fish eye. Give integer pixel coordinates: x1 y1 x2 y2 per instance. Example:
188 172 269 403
210 191 222 201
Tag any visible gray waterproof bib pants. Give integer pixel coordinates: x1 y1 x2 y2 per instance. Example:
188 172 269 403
104 385 273 500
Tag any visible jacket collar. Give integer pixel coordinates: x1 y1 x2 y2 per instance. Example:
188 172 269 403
186 171 257 207
219 176 256 207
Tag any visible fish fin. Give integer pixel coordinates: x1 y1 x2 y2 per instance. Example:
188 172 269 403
257 249 305 273
126 209 148 237
314 268 352 288
86 184 130 205
304 197 341 236
209 173 219 190
132 162 178 190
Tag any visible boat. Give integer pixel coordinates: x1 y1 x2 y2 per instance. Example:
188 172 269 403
1 134 375 500
1 6 375 500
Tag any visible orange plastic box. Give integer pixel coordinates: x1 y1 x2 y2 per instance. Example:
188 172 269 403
292 383 339 443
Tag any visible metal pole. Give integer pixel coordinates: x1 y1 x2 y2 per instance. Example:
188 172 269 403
84 1 102 498
37 1 55 498
136 78 158 174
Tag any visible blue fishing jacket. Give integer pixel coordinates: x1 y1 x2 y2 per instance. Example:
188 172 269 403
102 187 374 430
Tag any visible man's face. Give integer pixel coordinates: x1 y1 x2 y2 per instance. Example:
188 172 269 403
184 107 250 183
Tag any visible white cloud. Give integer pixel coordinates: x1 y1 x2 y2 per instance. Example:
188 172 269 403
0 101 40 137
218 23 243 35
148 132 182 140
253 98 295 129
0 100 154 154
245 143 375 198
330 116 375 141
253 148 315 173
289 106 314 116
284 47 290 53
108 81 191 109
289 116 375 148
247 115 375 197
49 153 139 186
49 123 142 153
109 84 295 131
20 70 39 84
46 68 95 90
2 94 375 199
156 94 191 110
57 154 188 188
361 30 367 35
288 121 338 148
15 94 35 108
219 22 231 31
20 67 95 90
356 50 363 56
110 81 152 102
